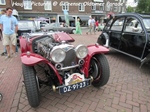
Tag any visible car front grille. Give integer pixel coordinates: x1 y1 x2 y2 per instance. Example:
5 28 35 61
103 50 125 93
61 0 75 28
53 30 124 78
62 49 77 67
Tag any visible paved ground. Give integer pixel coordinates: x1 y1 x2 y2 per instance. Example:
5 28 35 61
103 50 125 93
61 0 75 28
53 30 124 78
0 31 150 112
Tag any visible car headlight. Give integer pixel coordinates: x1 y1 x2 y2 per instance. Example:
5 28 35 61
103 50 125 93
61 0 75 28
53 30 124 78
75 45 88 59
50 48 66 63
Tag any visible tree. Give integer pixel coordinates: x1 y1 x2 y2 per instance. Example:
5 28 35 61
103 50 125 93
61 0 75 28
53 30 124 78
136 0 150 13
126 6 135 12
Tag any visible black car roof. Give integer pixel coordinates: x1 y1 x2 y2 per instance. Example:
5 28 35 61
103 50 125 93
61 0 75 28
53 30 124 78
115 13 150 18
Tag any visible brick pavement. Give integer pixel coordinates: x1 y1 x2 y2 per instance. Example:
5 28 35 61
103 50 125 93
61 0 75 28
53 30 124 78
0 31 150 112
0 43 22 112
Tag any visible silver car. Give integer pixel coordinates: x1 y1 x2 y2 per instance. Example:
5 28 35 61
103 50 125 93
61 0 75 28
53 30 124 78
43 23 76 34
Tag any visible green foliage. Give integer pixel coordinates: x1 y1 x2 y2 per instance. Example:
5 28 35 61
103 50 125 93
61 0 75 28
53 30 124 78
136 0 150 13
126 6 135 12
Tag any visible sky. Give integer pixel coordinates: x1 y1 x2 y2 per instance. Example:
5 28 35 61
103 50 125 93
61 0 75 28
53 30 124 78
126 0 138 7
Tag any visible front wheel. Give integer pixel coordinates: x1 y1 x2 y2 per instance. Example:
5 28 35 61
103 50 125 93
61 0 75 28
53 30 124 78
22 64 40 107
89 54 110 87
72 29 76 34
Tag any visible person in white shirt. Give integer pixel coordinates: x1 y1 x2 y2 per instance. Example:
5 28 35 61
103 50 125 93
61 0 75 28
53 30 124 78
86 16 92 35
91 17 96 34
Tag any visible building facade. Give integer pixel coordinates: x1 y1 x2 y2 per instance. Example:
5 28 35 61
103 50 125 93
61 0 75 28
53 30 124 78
0 0 12 14
0 0 127 26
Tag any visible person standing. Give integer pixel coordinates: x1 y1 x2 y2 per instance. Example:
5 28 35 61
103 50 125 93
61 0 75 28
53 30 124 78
86 16 92 35
91 17 96 34
75 18 82 35
0 7 18 59
95 20 99 31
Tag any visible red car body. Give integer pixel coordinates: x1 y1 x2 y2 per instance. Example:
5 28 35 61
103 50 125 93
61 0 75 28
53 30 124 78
20 32 110 107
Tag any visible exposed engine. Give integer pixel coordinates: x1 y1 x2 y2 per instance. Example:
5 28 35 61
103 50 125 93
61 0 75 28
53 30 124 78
36 36 55 59
33 35 77 68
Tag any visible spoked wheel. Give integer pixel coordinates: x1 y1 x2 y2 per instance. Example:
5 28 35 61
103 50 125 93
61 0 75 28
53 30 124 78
22 64 40 107
89 54 110 87
0 93 3 102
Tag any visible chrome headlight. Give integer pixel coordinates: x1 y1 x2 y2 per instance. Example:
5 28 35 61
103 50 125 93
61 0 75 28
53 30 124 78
50 48 66 63
75 45 88 59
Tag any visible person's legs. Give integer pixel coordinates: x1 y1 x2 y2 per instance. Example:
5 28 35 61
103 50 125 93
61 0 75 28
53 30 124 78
87 26 92 34
16 45 18 52
6 45 10 56
0 32 7 56
86 26 91 34
86 27 89 34
4 47 7 53
93 26 96 34
3 34 11 58
10 33 17 56
94 27 96 34
1 47 7 56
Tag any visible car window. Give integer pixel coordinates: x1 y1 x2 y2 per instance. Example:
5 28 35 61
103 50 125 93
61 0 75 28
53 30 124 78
143 18 150 31
19 21 36 29
111 17 125 31
124 18 143 33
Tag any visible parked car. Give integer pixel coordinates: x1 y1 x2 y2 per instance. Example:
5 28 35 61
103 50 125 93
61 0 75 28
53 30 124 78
43 23 76 34
17 20 41 45
97 13 150 67
20 31 110 107
18 20 40 33
34 20 49 30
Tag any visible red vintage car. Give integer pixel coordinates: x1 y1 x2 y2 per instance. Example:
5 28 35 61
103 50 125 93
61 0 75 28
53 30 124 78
20 31 110 107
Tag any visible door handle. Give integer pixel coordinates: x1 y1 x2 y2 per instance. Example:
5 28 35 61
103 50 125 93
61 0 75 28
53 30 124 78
122 33 124 35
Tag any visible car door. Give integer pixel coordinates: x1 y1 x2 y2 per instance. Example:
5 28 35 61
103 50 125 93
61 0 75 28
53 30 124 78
63 24 70 33
120 17 146 58
53 23 60 31
109 17 125 49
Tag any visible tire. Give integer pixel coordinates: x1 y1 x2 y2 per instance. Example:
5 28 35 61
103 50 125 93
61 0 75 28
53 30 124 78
89 54 110 87
22 64 40 107
72 29 76 34
49 29 54 32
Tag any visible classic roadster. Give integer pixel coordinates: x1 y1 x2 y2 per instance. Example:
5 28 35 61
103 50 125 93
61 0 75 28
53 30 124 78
20 31 110 107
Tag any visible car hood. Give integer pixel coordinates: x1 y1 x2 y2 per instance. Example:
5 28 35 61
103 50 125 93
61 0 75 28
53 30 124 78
27 31 75 42
52 32 75 42
28 32 53 37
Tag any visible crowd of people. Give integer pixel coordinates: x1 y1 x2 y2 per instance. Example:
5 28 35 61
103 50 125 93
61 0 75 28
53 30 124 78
74 16 105 35
0 7 18 59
